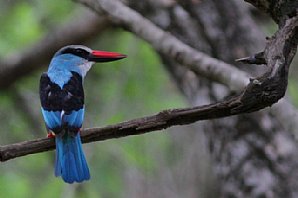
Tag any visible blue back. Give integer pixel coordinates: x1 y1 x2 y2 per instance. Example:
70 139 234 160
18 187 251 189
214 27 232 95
48 54 85 88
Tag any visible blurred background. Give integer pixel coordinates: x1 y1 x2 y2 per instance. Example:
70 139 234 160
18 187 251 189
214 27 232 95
0 0 297 198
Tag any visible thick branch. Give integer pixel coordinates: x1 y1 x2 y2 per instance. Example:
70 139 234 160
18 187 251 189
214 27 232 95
78 0 250 91
244 0 298 23
0 93 278 162
78 0 297 100
1 12 297 160
0 0 296 163
0 13 109 89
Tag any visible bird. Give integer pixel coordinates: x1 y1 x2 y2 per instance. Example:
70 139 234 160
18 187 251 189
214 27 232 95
39 45 126 183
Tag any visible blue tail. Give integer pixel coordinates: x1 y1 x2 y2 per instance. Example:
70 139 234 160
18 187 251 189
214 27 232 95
55 133 90 183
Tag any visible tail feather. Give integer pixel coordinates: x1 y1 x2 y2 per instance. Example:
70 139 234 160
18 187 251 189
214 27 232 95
55 133 90 183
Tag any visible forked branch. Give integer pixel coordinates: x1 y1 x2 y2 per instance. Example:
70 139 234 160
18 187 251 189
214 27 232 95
0 0 297 162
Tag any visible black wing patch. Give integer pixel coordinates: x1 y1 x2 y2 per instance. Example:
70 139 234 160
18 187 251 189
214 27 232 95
39 72 84 113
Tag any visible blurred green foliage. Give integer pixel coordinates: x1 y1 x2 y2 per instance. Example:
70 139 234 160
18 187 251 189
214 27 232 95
0 1 186 197
2 1 295 197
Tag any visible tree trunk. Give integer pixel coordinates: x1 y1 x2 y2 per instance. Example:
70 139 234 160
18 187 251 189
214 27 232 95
129 0 298 197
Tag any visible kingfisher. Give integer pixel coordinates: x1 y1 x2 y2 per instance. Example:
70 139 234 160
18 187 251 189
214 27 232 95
39 45 126 183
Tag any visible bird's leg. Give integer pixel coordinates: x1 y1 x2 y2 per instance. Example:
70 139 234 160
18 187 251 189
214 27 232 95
47 131 55 138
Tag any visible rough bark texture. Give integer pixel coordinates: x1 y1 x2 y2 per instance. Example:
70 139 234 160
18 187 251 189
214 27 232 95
170 2 297 197
2 84 296 163
121 0 298 197
244 0 298 23
0 0 297 197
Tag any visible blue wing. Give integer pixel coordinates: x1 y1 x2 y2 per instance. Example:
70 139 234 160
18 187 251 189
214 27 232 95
41 108 84 133
41 109 62 130
40 71 89 184
39 72 84 133
62 108 85 128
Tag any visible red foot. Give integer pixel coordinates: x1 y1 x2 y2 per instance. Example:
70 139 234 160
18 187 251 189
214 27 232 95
47 132 55 138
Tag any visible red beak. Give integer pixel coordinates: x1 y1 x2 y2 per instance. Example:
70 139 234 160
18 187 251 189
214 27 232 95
88 50 127 62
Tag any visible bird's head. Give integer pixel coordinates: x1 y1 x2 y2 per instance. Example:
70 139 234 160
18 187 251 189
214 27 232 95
50 45 127 77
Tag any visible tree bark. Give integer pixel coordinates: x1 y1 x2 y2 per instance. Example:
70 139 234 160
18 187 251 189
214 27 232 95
124 0 298 197
1 0 297 197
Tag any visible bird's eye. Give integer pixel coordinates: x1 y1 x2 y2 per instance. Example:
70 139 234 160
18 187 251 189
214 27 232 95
74 49 88 56
58 47 89 59
74 49 82 54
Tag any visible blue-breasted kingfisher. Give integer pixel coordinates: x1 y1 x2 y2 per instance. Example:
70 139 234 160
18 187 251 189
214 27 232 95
39 45 126 183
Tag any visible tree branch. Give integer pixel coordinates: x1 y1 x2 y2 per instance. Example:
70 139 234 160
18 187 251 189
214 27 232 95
77 0 297 104
0 91 281 162
77 0 250 92
244 0 298 23
235 51 266 65
1 0 296 163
